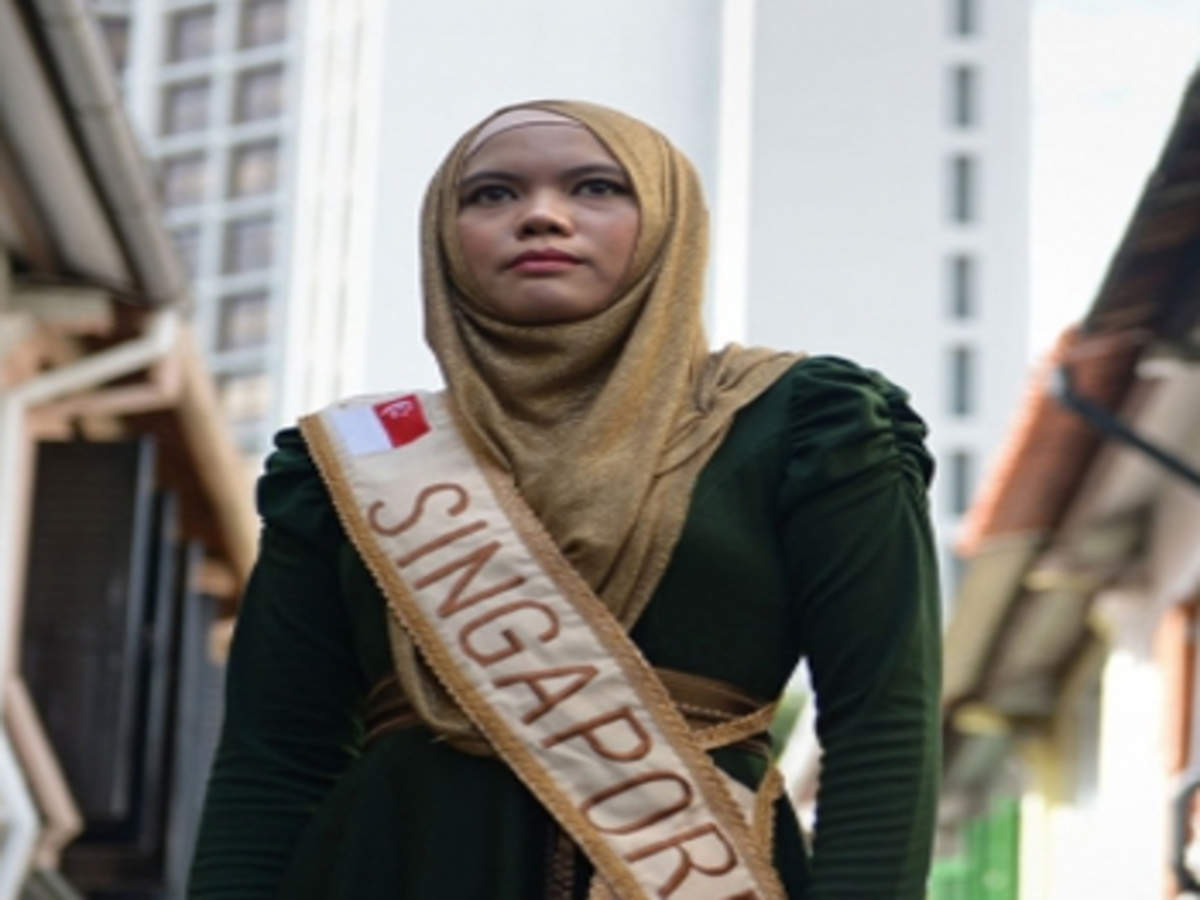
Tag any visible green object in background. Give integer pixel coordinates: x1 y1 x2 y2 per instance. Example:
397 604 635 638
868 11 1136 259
928 796 1020 900
769 685 808 759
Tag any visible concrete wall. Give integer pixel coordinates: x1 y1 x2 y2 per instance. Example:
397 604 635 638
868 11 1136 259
747 0 1029 583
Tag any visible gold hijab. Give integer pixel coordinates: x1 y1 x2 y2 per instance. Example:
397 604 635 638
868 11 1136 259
390 100 802 751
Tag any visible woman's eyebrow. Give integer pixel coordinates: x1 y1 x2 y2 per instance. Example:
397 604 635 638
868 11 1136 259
459 163 629 191
561 163 628 181
459 169 520 191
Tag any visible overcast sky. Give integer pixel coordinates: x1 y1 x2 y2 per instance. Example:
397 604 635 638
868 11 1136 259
1030 0 1199 357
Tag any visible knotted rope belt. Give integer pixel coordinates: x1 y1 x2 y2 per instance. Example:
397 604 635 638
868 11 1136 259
364 667 775 761
363 668 782 900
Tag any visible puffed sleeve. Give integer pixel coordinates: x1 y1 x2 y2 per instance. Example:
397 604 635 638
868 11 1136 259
778 357 942 898
188 429 367 898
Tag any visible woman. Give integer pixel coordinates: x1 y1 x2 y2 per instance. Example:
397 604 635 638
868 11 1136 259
189 100 941 899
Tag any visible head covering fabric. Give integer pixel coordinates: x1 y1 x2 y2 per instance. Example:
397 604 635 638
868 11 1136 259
390 100 802 752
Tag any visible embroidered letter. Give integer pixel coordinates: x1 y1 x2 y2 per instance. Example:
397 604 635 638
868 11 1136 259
458 600 559 666
493 665 599 724
542 706 652 763
368 482 467 536
624 823 740 898
411 540 525 618
580 771 694 835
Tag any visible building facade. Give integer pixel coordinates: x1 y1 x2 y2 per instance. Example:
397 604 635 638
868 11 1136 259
90 0 300 463
745 0 1029 600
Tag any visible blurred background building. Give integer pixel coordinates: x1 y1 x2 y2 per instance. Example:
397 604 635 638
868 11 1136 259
2 1 256 896
1 0 1194 896
743 1 1030 602
88 0 296 466
935 71 1199 899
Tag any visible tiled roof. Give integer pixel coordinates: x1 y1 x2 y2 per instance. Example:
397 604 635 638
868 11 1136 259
958 69 1200 554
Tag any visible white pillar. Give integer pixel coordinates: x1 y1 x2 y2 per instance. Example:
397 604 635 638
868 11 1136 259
709 0 756 348
1093 589 1169 900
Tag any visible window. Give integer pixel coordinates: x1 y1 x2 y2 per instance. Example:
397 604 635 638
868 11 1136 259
949 154 977 223
218 290 270 350
166 6 215 62
170 225 201 278
160 152 207 207
239 0 288 48
948 253 976 319
228 140 279 197
948 449 975 515
949 345 976 416
952 0 977 37
233 65 284 123
96 16 130 72
161 79 210 135
950 64 978 128
222 215 274 274
218 371 271 423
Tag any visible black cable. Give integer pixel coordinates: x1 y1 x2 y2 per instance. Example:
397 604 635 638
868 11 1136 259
1051 364 1200 491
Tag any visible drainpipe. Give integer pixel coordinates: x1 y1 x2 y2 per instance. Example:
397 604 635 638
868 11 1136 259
0 310 178 896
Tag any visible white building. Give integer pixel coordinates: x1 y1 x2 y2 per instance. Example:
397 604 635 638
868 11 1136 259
90 0 300 460
745 0 1029 596
92 0 1030 592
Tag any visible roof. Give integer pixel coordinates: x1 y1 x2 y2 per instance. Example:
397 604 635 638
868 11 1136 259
942 68 1200 801
958 67 1200 556
1 0 185 304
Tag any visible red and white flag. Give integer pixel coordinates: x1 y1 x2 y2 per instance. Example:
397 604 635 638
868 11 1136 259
328 394 431 456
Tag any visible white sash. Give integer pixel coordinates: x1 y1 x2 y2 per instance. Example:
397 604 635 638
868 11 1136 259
299 391 785 900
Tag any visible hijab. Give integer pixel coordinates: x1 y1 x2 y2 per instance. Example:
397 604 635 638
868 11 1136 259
389 100 802 751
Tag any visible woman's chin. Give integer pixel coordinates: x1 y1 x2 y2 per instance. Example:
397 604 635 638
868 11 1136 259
488 290 612 325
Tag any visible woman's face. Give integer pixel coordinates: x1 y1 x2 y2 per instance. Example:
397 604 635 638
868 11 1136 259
455 122 640 325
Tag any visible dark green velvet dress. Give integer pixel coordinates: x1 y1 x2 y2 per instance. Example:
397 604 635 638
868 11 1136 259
187 357 941 899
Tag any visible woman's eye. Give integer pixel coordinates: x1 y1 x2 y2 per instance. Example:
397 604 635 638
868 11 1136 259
464 185 516 206
575 179 628 197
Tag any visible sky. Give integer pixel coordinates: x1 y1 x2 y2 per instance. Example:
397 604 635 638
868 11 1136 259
1029 0 1199 358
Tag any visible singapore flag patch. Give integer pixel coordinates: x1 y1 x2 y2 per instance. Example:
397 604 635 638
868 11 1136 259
327 394 431 456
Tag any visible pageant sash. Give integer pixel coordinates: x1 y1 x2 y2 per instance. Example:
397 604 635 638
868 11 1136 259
299 391 784 900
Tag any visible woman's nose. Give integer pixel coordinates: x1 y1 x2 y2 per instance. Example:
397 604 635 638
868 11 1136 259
517 190 572 236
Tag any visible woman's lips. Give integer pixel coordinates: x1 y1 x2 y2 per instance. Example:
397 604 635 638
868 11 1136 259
508 250 580 274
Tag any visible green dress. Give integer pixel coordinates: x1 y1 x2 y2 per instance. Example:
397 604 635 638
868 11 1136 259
188 356 941 899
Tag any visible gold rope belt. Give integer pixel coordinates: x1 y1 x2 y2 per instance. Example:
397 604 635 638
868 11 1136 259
365 668 783 900
363 667 775 761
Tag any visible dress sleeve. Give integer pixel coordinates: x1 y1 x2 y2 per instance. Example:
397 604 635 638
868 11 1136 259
188 429 367 899
777 357 942 899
